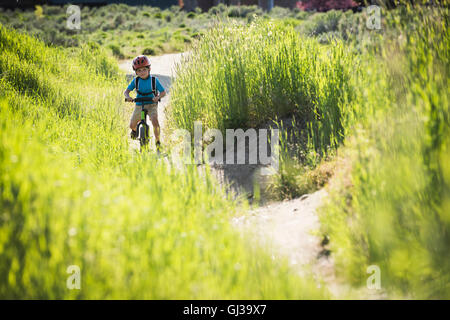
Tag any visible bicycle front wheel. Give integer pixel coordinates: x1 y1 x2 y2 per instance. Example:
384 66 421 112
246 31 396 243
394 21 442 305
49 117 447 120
139 124 149 148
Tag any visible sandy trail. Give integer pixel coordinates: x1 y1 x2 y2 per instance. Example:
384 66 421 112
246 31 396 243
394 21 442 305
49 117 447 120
233 189 347 298
232 190 331 274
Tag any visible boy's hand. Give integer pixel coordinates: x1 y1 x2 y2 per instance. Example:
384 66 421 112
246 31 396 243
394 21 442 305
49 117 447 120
152 96 160 103
125 97 134 102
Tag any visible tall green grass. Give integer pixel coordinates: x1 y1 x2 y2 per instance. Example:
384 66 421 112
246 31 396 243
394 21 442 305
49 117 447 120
319 4 449 298
0 24 327 299
167 18 356 201
168 18 355 154
168 3 450 298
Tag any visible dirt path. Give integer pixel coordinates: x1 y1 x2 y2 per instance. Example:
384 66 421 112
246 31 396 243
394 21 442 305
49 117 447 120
234 191 339 298
232 189 344 296
232 190 331 275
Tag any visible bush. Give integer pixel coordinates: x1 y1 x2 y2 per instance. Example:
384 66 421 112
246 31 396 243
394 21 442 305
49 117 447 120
108 43 124 59
301 10 343 36
295 11 310 20
43 5 62 16
164 12 172 22
238 5 263 18
142 47 155 55
169 5 181 14
208 3 227 15
269 6 293 19
129 7 138 15
227 6 243 18
113 15 125 28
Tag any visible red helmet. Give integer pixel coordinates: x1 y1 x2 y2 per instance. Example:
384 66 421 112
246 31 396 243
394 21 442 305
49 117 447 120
132 55 151 71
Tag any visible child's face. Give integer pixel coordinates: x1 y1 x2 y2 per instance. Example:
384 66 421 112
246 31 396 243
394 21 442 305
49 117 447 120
136 66 150 78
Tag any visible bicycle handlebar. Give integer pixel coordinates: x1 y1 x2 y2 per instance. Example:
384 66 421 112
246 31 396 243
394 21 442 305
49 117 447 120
125 97 161 103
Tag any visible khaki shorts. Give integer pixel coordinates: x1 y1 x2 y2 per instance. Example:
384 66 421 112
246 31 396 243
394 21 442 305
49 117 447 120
130 103 158 127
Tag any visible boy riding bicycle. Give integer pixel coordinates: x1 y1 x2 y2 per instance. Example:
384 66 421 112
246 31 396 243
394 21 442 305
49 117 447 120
124 55 166 150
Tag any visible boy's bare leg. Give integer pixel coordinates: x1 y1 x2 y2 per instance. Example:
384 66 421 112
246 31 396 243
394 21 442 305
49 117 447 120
130 107 140 132
151 116 160 143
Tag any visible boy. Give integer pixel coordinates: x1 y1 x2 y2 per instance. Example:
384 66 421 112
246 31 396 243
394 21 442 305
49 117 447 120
124 55 166 150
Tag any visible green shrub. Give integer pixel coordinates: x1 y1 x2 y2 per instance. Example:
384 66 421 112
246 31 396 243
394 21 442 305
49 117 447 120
113 15 125 28
208 3 227 15
142 47 155 55
108 43 124 59
164 13 172 22
129 7 138 15
34 5 44 19
295 11 309 20
169 5 181 14
302 10 343 36
227 6 243 18
42 5 62 16
269 6 293 19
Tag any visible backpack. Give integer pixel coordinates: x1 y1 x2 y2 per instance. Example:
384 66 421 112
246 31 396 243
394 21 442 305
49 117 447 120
135 76 160 101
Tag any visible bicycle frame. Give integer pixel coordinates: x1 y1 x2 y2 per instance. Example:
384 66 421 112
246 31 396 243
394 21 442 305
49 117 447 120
125 97 156 150
137 106 149 148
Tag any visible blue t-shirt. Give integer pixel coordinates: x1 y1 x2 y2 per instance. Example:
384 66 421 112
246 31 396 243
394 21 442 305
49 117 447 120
127 75 165 106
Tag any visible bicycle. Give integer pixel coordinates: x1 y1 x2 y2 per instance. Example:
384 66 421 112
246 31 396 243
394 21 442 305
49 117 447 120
125 97 158 151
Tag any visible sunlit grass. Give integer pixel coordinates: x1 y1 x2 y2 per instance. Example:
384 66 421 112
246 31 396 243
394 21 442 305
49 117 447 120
168 18 355 153
167 3 449 298
0 24 328 299
318 4 449 298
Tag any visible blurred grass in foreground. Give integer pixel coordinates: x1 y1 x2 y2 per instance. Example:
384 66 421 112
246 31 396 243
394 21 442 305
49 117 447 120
319 4 449 299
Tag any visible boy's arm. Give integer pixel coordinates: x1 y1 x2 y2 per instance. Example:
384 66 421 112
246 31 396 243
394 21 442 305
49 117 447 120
124 89 133 102
153 90 166 103
154 78 166 102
